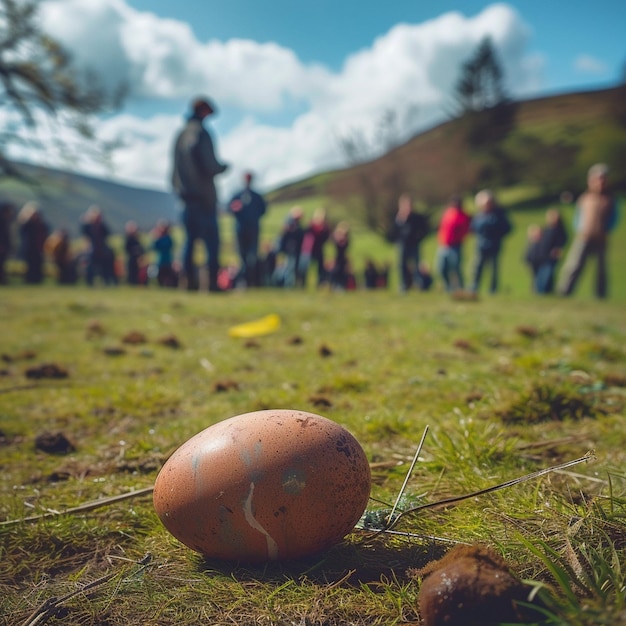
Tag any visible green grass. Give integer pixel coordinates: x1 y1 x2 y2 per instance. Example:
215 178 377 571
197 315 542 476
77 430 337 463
0 285 625 625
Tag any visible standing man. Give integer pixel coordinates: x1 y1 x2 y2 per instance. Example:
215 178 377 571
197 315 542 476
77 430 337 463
394 193 429 291
470 189 512 294
228 171 267 287
558 163 618 299
172 97 228 291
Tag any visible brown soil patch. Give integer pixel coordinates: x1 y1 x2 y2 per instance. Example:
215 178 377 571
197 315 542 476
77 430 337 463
25 363 69 379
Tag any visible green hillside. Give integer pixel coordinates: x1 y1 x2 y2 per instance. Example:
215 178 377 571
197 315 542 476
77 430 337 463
270 84 626 219
0 163 177 236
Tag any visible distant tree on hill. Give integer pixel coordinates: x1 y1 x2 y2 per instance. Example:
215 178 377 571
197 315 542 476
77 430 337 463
453 37 517 189
454 37 507 114
0 0 125 179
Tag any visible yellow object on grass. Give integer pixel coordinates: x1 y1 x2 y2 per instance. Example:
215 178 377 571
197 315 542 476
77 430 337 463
228 314 281 338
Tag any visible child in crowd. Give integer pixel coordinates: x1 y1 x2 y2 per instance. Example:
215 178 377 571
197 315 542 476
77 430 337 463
152 220 177 288
124 221 145 285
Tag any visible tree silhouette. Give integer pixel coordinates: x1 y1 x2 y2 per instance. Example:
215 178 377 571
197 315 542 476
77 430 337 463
454 37 507 114
453 37 517 188
0 0 124 178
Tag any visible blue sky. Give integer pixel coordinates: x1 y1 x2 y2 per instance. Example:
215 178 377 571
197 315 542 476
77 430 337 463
126 0 624 89
10 1 625 195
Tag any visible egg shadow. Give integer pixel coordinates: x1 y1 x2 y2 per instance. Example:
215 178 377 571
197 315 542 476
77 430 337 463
197 532 447 587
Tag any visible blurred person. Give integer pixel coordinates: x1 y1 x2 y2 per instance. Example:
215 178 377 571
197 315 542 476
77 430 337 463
534 209 568 294
300 207 331 287
45 228 77 285
558 164 618 298
0 202 15 284
171 96 228 291
152 220 177 287
436 195 471 291
364 258 379 289
81 205 117 286
330 221 351 290
469 189 512 294
394 193 429 292
524 224 543 292
273 207 305 287
18 202 49 284
124 220 145 285
228 171 267 287
418 261 433 291
258 241 277 287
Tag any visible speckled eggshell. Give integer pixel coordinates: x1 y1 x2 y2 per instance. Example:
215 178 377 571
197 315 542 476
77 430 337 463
153 409 371 562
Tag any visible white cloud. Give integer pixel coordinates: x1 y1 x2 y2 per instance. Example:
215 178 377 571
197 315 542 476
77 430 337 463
574 54 608 75
28 2 541 193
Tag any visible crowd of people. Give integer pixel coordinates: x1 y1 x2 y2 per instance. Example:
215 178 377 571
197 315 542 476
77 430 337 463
0 95 619 298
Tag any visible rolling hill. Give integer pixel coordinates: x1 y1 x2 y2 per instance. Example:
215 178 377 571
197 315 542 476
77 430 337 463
0 162 177 236
269 84 626 226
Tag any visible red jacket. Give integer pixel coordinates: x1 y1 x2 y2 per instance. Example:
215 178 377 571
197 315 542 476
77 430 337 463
438 206 471 246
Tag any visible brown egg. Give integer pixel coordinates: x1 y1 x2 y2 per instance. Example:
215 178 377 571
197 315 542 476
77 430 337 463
153 409 371 562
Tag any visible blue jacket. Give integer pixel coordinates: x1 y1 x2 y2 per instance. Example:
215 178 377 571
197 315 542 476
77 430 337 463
471 208 512 251
228 188 267 230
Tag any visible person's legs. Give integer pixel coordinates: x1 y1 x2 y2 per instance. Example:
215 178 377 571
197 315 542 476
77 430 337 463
471 249 486 293
241 227 259 287
198 212 220 291
182 207 200 290
448 245 463 290
536 261 556 294
557 238 588 296
436 247 450 291
410 247 423 290
489 250 499 294
596 242 607 299
398 245 410 291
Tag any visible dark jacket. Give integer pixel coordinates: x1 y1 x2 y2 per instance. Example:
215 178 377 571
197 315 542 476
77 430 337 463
395 212 429 248
536 221 567 262
471 208 512 252
171 116 227 211
228 188 267 230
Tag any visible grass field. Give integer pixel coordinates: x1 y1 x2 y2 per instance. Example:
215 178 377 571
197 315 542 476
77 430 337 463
0 283 625 625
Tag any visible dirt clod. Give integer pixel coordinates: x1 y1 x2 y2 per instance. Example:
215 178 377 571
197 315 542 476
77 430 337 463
415 544 534 626
35 432 76 455
122 331 148 344
103 346 126 356
516 325 540 338
319 344 333 357
25 363 69 379
309 395 333 408
156 334 182 349
212 379 240 392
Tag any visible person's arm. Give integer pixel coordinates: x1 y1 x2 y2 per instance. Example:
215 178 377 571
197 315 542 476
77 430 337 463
195 130 227 177
606 198 619 232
